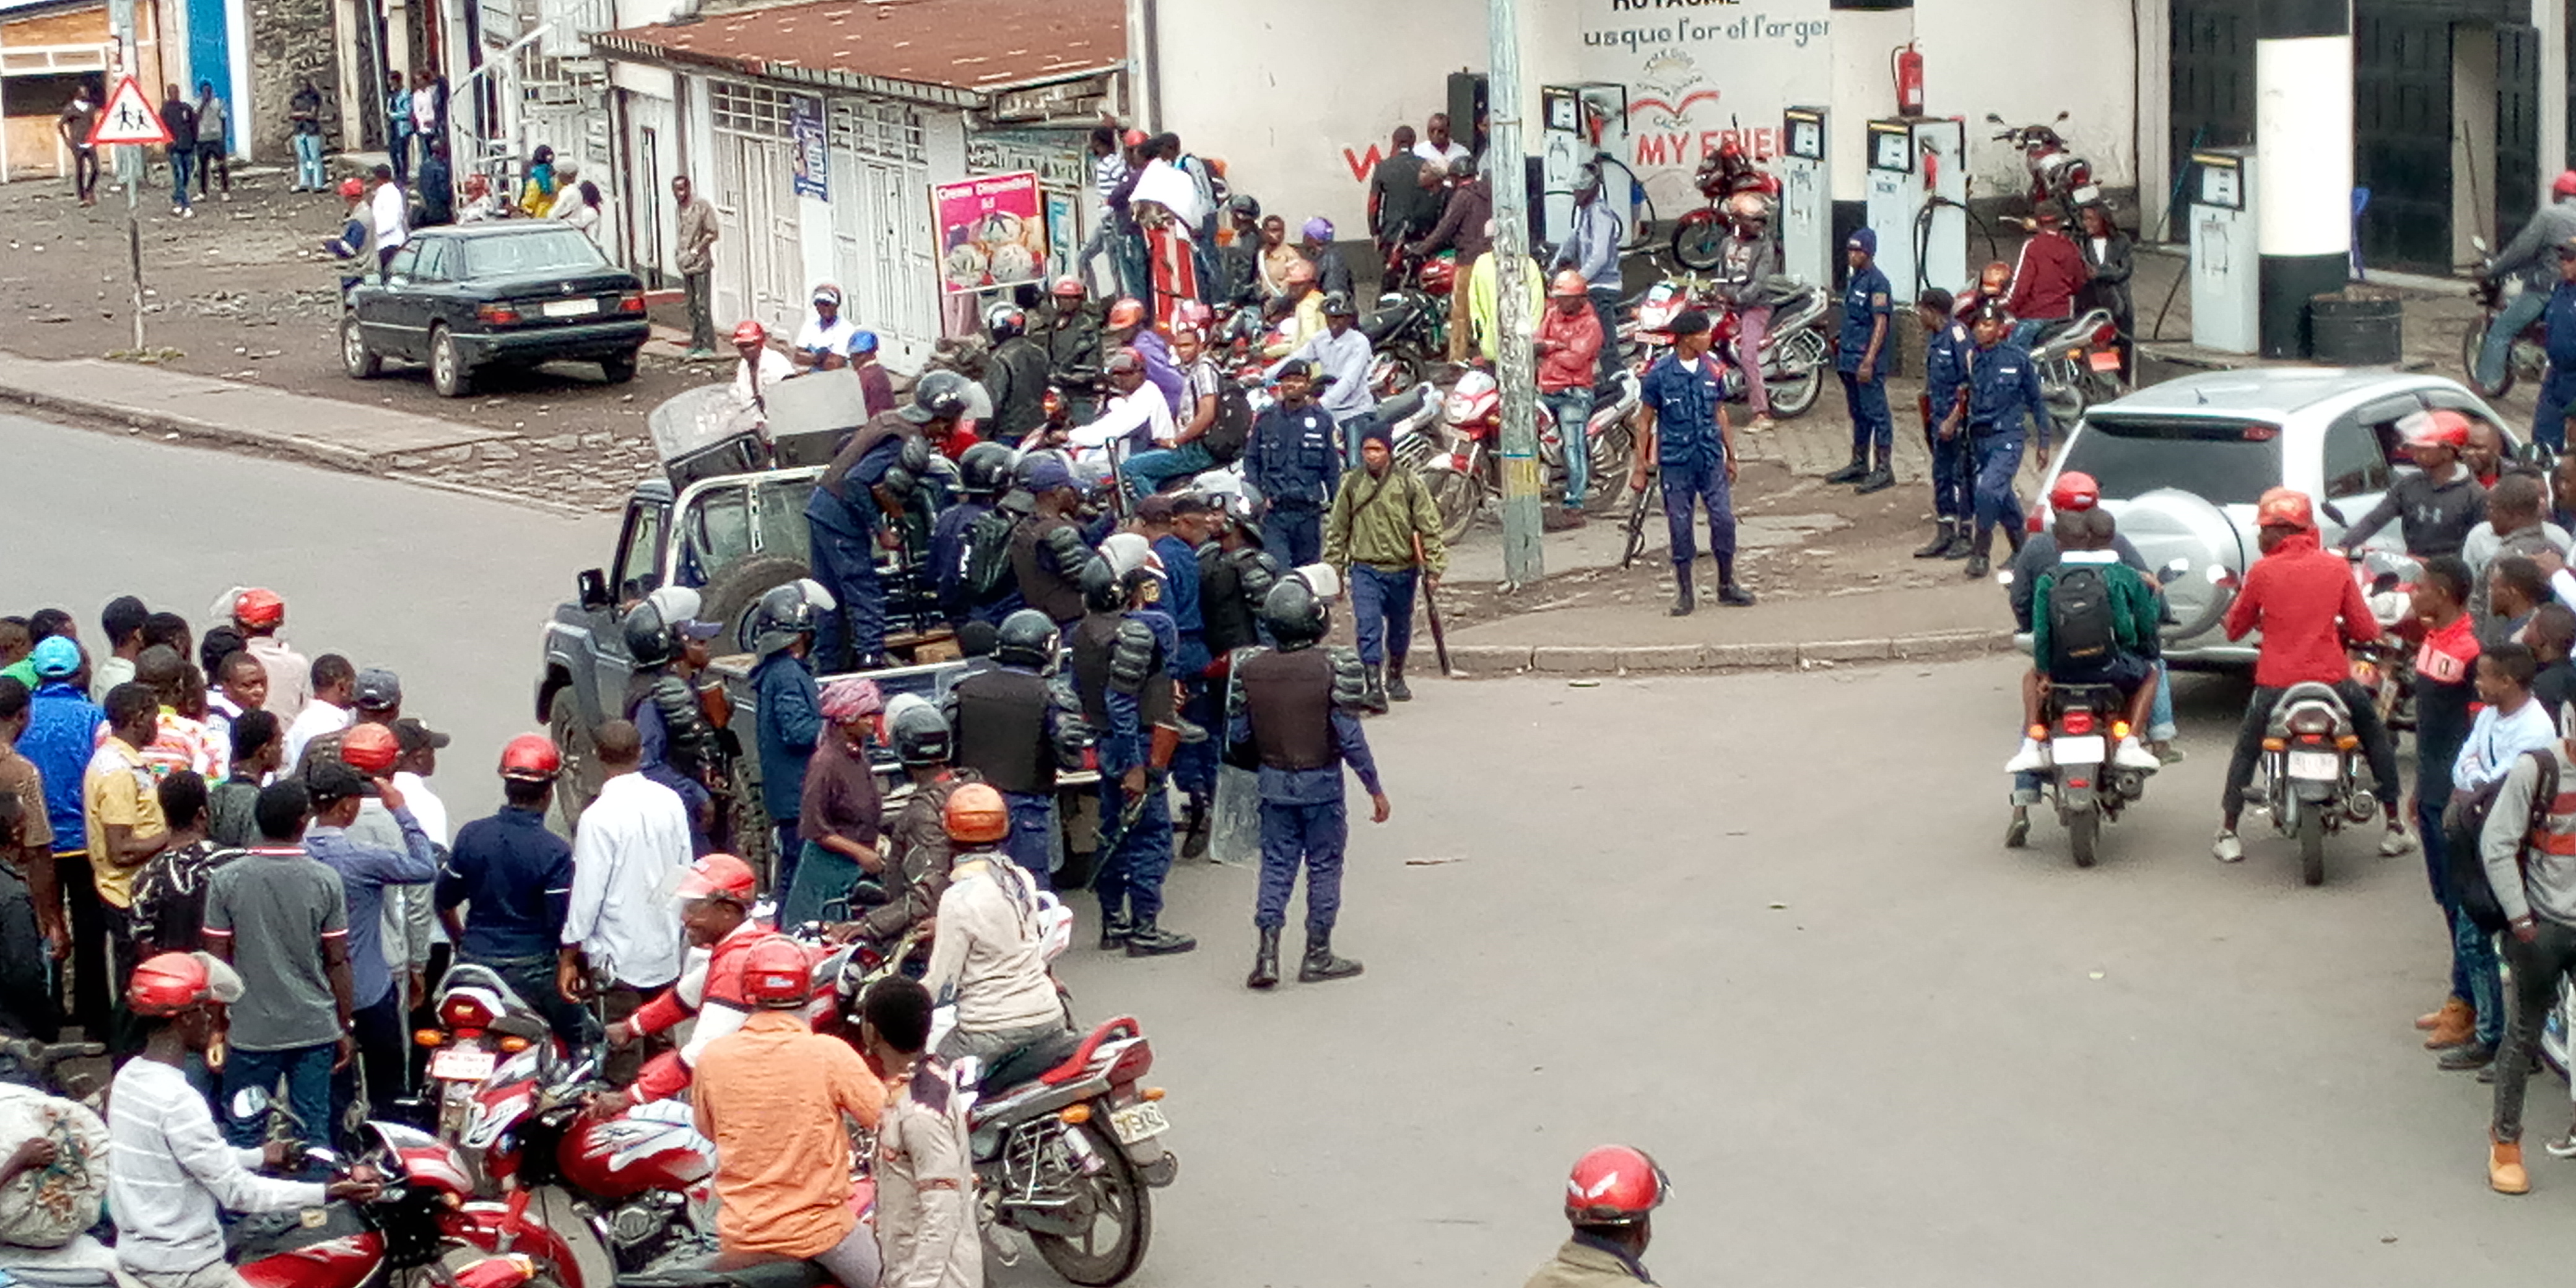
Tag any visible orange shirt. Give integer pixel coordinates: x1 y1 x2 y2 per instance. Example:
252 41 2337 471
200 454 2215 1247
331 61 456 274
691 1011 886 1258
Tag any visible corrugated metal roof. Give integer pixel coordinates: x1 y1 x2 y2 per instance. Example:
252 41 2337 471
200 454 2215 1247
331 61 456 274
595 0 1122 102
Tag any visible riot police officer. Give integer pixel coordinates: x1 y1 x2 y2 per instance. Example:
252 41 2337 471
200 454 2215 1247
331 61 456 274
804 372 972 671
1913 287 1973 560
1007 455 1098 627
619 595 723 851
931 441 1018 629
946 609 1090 885
980 303 1052 440
1827 228 1897 495
1069 549 1196 956
1225 575 1388 988
1199 509 1282 658
1246 359 1341 565
1959 299 2047 578
748 581 828 887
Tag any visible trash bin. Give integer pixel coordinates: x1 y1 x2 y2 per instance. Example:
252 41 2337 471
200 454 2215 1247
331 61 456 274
2310 287 2404 367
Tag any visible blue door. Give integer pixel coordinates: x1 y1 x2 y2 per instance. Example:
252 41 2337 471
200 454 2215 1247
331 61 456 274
186 0 230 150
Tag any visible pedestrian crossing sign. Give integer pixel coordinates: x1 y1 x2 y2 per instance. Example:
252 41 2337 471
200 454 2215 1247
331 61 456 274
88 76 172 146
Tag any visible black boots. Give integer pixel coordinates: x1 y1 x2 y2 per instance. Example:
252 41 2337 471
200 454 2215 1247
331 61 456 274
1180 792 1212 859
1125 918 1197 956
1855 445 1894 495
1669 564 1696 617
1362 664 1390 714
1246 926 1281 989
1824 450 1868 485
1964 528 1993 580
1913 520 1954 558
1297 930 1364 983
1098 910 1132 950
1940 525 1973 559
1385 656 1413 702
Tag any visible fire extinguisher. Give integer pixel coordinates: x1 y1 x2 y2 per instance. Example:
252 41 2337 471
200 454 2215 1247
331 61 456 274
1893 41 1925 118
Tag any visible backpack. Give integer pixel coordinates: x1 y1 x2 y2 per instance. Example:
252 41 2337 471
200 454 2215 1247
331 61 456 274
2045 563 2118 672
960 507 1020 604
1202 383 1255 464
2445 749 2563 933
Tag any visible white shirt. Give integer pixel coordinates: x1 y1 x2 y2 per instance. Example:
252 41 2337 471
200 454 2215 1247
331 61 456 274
384 771 451 953
549 183 589 222
794 313 858 358
924 855 1063 1035
372 181 408 251
731 348 798 407
1069 383 1176 453
109 1059 325 1275
1414 139 1471 170
280 698 352 772
562 770 695 988
2456 697 2561 794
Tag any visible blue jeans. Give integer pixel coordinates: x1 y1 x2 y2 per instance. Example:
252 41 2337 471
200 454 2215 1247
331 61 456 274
806 521 883 672
1659 455 1735 567
168 149 193 209
388 128 412 184
1349 564 1417 666
2147 664 2176 744
1542 389 1593 507
294 133 326 189
2536 369 2576 455
1125 442 1215 500
223 1040 336 1147
1256 796 1347 932
2478 289 2547 388
1094 774 1172 923
772 820 801 902
1970 430 2027 540
1001 790 1058 886
1115 230 1151 302
1261 502 1323 568
1840 371 1893 455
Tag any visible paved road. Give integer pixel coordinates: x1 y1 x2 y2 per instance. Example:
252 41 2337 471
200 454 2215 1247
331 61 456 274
5 410 2567 1284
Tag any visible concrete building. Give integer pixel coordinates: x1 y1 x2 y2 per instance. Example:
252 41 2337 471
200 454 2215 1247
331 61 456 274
0 0 170 180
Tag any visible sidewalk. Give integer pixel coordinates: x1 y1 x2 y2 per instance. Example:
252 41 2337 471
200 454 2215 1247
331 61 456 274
0 350 510 468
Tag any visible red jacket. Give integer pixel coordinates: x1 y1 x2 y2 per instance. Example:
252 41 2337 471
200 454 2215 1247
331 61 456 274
2004 232 2090 323
1536 305 1604 393
627 920 822 1103
2222 529 2381 689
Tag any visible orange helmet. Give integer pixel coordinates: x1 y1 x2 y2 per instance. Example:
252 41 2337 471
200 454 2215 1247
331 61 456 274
1565 1146 1669 1227
1549 269 1589 297
1107 298 1148 330
1285 259 1318 288
2405 408 2471 449
943 782 1010 845
674 853 758 904
741 938 812 1007
1979 260 2012 290
129 952 220 1016
340 723 400 775
2255 487 2314 532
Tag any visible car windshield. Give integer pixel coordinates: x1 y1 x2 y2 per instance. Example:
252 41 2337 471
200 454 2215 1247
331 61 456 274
461 230 608 280
2061 414 2284 506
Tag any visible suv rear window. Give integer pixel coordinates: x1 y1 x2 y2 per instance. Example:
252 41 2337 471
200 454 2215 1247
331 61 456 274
2061 414 2284 506
461 230 609 280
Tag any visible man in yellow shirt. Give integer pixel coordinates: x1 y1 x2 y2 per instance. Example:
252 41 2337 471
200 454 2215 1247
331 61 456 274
1466 225 1547 365
86 682 170 1035
692 937 884 1286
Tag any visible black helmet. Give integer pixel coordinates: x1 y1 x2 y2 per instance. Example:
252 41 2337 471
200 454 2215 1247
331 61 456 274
1320 290 1355 318
886 695 952 768
1225 193 1261 222
985 303 1027 343
621 601 675 668
1079 555 1125 613
906 369 973 424
958 442 1015 498
1260 577 1328 650
751 583 817 656
995 609 1060 670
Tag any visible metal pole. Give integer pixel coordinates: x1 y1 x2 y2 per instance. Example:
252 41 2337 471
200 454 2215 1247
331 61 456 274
1486 0 1541 588
110 0 145 352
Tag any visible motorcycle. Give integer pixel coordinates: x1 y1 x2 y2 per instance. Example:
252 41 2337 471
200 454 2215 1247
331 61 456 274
2254 682 2377 886
2462 243 2548 399
1986 112 2099 214
1666 132 1780 272
1626 275 1830 420
2032 684 2152 868
2029 308 2126 432
232 1128 539 1288
416 967 565 1148
2348 547 2422 734
1424 367 1640 542
1364 252 1456 394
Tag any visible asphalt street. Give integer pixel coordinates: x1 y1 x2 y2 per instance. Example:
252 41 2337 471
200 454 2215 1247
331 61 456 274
3 408 2569 1285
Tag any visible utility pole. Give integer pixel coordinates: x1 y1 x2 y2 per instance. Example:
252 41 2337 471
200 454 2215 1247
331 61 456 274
1486 0 1542 588
108 0 144 352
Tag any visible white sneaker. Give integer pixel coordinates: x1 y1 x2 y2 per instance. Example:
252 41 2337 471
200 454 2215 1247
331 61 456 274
2004 736 2050 773
1747 414 1777 433
2212 831 2245 863
2379 827 2417 857
2113 737 2162 772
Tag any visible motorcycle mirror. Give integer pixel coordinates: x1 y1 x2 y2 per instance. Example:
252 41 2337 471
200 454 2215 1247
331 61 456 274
2164 557 2191 578
2055 110 2069 122
2317 498 2348 526
1985 113 2004 124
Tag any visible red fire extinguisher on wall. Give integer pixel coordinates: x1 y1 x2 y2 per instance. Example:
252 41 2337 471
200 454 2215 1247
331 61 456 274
1893 41 1924 118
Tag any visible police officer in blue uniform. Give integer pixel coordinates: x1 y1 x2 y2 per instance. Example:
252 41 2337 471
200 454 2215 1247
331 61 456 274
1827 228 1898 495
804 372 971 671
1245 360 1341 566
2534 236 2576 453
1225 575 1388 989
1630 310 1752 615
930 442 1017 629
1960 300 2046 578
1069 551 1196 957
945 609 1089 886
1913 287 1975 560
1147 495 1222 856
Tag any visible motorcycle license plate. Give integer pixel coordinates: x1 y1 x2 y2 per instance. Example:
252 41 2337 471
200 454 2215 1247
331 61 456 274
2287 751 2341 781
1108 1102 1169 1146
2087 350 2122 373
430 1047 496 1082
2050 736 2104 765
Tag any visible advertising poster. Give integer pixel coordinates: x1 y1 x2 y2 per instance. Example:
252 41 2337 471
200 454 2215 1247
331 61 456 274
791 96 828 200
933 170 1047 295
1043 190 1078 281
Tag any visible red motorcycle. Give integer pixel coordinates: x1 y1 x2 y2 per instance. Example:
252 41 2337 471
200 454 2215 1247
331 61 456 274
1666 134 1779 271
416 965 564 1146
1625 275 1830 420
1987 112 2098 214
232 1126 539 1288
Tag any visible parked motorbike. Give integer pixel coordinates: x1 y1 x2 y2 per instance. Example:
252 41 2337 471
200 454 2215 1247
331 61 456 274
416 967 565 1148
2031 684 2151 868
1667 133 1780 272
233 1128 538 1288
2348 547 2422 734
2462 244 2548 399
2254 682 2376 886
1986 112 2099 214
1363 256 1454 394
1424 368 1639 542
1626 275 1829 419
2030 308 2126 432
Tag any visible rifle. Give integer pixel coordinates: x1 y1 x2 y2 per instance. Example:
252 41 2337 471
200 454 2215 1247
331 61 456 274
1619 467 1658 570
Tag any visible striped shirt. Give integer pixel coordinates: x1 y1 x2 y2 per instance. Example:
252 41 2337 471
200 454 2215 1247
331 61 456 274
109 1058 324 1274
2484 742 2576 926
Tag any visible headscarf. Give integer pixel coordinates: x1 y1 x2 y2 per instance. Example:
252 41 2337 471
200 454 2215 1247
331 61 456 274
819 676 882 724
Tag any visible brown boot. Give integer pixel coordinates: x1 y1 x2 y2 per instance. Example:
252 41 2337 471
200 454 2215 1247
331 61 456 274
2492 1139 2531 1194
2427 1001 2479 1050
2419 996 2469 1032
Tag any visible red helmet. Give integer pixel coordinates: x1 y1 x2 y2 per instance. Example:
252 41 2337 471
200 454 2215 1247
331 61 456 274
498 734 562 781
2047 471 2101 511
338 177 365 201
1107 298 1148 330
341 723 401 775
2406 408 2471 449
2556 170 2576 199
1565 1146 1669 1226
129 952 215 1016
741 938 812 1008
674 852 757 904
1051 275 1086 298
2255 487 2314 532
730 320 768 346
233 587 285 629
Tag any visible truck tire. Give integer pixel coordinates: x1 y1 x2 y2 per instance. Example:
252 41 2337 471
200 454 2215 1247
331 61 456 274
702 554 814 656
548 687 601 832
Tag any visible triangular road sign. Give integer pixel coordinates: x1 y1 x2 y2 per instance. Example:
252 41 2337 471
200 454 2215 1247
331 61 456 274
87 76 172 147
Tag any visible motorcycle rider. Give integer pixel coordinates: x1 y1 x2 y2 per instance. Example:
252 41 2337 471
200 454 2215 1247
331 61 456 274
1007 455 1098 627
1629 309 1752 614
111 952 380 1288
1040 277 1104 420
1828 229 1897 495
923 784 1071 1064
2335 409 2486 559
1547 162 1625 390
1521 1146 1668 1288
2209 489 2412 864
946 611 1089 883
1246 359 1341 567
842 696 976 951
603 852 781 1107
1269 291 1377 467
1959 300 2047 580
978 304 1051 441
857 977 980 1288
1227 575 1387 988
1261 259 1326 360
1123 323 1225 499
1072 551 1196 955
1408 157 1493 365
692 938 884 1287
806 372 972 671
620 596 722 851
2003 505 2164 777
2535 237 2576 453
1710 192 1781 434
1300 217 1354 301
2003 201 2090 354
1914 288 1973 560
2003 471 2180 769
2476 172 2576 394
931 442 1018 629
1105 298 1187 415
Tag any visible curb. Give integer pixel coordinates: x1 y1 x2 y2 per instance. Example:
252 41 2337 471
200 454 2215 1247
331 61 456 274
1436 628 2017 677
0 379 378 476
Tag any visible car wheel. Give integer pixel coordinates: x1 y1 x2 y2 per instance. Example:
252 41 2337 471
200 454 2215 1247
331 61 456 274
341 314 381 379
601 350 639 385
429 326 473 398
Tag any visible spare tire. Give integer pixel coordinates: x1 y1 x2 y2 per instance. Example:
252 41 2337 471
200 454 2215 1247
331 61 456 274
0 1085 108 1248
702 554 814 657
2113 487 2248 645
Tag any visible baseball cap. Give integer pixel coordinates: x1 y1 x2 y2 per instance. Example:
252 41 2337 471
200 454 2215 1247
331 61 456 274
305 759 371 804
393 717 451 754
352 668 402 712
1135 494 1178 523
1024 455 1074 493
30 637 79 679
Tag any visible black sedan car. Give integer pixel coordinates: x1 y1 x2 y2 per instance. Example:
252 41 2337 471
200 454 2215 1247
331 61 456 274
341 222 651 398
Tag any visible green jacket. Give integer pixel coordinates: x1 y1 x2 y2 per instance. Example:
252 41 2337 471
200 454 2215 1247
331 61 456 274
1323 463 1447 575
1522 1237 1653 1287
2032 552 2160 671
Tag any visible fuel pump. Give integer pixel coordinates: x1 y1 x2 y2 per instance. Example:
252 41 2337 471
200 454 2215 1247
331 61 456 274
1862 116 1965 303
1779 107 1830 290
2188 147 2256 354
1539 83 1628 245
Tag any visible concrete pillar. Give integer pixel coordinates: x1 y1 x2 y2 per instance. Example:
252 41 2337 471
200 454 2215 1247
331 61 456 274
1827 0 1913 277
2541 0 2567 187
2255 0 2351 359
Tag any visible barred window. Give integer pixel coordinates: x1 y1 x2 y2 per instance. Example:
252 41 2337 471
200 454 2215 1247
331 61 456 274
710 82 795 137
824 97 924 162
